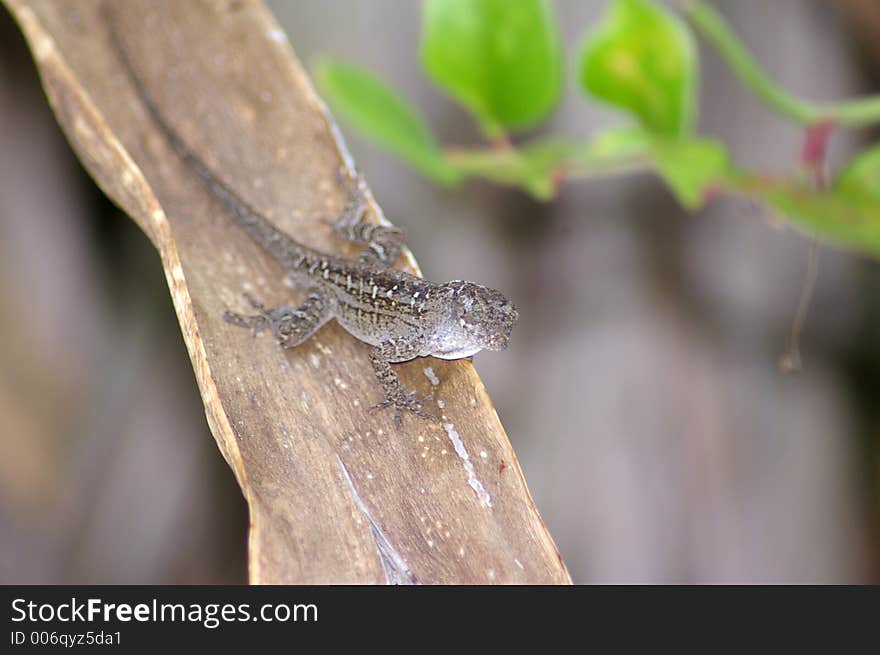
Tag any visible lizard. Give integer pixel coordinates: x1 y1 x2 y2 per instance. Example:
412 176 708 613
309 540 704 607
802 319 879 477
110 25 518 424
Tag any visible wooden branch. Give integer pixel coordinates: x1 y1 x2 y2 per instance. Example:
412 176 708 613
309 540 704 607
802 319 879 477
3 0 570 584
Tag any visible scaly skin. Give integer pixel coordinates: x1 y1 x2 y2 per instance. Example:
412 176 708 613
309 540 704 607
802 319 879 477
112 28 518 423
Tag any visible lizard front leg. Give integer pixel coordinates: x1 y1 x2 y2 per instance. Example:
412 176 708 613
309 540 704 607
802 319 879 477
223 288 330 349
369 338 435 425
332 178 406 266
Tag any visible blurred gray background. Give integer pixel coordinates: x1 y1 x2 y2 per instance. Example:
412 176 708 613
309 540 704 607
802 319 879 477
1 0 878 583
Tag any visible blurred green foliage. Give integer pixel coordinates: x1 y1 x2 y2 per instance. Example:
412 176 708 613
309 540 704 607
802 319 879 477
653 137 729 208
838 145 880 197
421 0 562 136
316 0 880 257
578 0 696 138
314 60 460 185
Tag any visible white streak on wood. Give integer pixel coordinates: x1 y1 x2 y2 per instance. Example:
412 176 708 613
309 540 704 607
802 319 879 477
336 455 415 585
422 366 440 386
442 422 492 508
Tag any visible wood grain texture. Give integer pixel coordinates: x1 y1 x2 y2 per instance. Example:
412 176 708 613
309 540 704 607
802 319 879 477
3 0 570 584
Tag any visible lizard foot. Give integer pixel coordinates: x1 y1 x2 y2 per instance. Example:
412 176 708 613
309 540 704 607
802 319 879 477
370 390 435 426
222 293 273 336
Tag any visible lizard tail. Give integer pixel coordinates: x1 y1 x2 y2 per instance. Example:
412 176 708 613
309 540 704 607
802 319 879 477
105 6 313 268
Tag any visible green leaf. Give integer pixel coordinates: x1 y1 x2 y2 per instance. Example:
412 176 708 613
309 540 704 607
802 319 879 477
721 145 880 256
578 0 697 137
728 158 880 256
762 146 880 255
420 0 563 136
760 186 880 254
653 137 729 208
837 144 880 196
314 59 460 185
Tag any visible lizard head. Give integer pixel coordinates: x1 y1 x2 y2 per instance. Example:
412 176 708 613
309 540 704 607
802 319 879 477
431 281 519 359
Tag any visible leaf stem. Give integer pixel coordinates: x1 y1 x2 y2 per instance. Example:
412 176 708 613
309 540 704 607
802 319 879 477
684 1 880 127
444 135 651 200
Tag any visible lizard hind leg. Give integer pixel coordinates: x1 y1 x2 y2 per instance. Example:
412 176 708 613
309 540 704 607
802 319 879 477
223 289 330 349
332 177 406 266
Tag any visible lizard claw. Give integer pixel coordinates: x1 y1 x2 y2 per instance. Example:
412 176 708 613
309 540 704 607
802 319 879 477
370 389 436 425
223 293 273 336
242 292 267 312
223 308 268 336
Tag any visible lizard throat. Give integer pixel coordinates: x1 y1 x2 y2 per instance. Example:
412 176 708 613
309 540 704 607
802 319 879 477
430 345 483 360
